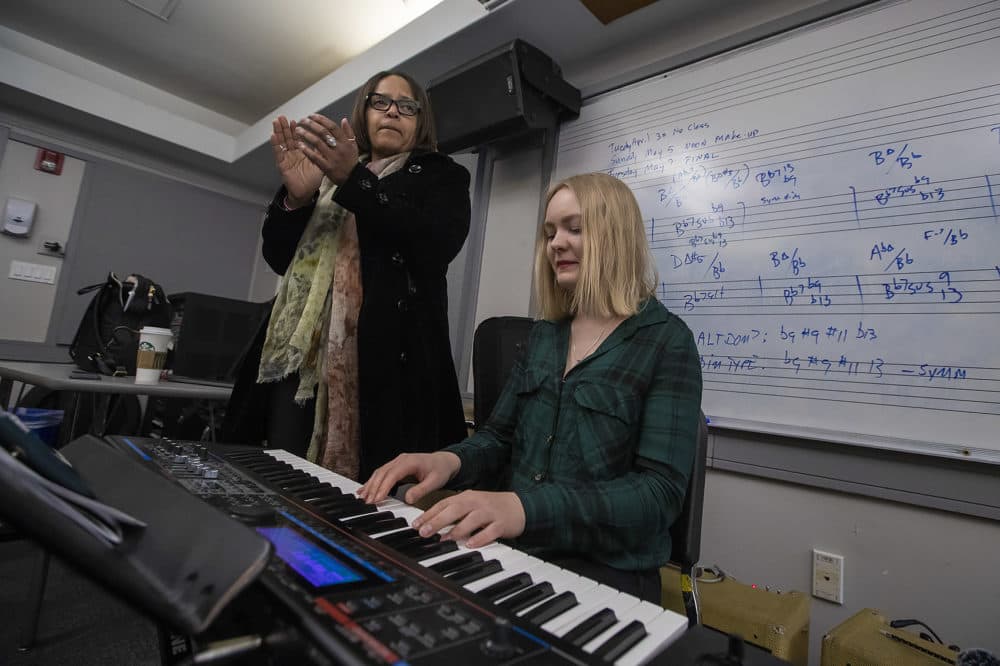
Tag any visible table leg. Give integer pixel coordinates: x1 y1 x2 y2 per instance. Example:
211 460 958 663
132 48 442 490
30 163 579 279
58 393 83 448
92 393 112 436
18 547 50 652
0 376 12 410
208 403 217 442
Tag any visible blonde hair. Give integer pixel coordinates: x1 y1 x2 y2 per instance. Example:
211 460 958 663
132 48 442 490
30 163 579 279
534 172 658 320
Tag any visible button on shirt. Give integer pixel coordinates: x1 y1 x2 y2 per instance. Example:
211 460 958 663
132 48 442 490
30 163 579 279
445 298 702 570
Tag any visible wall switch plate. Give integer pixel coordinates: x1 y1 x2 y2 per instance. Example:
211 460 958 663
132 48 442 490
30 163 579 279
9 260 57 284
812 549 844 604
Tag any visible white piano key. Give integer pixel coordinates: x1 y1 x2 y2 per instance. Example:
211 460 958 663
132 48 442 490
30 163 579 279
613 609 688 666
582 600 662 654
541 584 620 635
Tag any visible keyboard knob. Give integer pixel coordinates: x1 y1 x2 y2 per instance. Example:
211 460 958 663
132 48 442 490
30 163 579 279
480 617 519 659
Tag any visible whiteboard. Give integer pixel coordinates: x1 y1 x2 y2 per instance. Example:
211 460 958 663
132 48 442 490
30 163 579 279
554 0 1000 462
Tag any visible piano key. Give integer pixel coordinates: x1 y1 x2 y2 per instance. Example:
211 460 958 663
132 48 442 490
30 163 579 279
476 572 534 603
353 517 409 536
417 538 503 569
447 559 503 586
592 619 647 662
512 567 592 617
395 535 451 559
561 607 619 647
374 528 425 548
614 610 689 666
497 582 555 614
521 591 578 625
337 511 397 529
258 470 304 483
428 551 484 575
557 593 642 642
582 601 662 654
298 486 344 501
463 549 541 593
541 584 620 635
407 539 459 561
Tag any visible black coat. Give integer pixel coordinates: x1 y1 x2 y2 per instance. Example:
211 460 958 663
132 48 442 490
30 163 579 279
225 151 471 480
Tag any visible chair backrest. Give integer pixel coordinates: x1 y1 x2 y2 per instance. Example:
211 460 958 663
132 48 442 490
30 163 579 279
472 316 535 429
669 410 709 569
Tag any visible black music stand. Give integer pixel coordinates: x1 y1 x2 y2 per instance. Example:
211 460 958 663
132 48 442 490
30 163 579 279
0 434 271 647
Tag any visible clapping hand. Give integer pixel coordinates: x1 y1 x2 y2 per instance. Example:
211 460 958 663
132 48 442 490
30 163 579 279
294 114 360 186
270 115 323 206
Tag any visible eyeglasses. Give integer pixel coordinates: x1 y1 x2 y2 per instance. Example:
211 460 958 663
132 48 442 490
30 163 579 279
366 93 421 117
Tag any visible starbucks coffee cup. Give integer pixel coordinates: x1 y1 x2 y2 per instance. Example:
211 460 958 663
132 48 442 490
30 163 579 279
135 326 172 384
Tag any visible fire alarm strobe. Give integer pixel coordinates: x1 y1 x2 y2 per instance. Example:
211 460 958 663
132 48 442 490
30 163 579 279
34 149 64 175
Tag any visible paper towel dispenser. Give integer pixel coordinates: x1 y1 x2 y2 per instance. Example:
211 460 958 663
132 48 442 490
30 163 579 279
3 198 37 238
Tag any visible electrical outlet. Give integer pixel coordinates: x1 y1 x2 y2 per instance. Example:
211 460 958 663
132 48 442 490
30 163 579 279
812 549 844 604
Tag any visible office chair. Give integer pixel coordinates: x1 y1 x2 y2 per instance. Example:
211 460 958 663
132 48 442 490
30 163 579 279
665 410 709 627
470 316 535 430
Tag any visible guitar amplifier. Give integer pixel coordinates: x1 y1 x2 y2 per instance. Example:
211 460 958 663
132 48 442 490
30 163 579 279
661 566 810 665
821 608 958 665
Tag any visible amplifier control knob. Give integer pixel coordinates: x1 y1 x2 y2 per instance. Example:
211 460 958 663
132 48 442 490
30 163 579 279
480 617 519 659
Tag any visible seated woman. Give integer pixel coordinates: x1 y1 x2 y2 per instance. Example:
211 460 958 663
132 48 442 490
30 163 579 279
359 172 703 602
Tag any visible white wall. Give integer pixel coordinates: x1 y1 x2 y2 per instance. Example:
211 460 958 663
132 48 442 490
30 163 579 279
465 147 543 393
702 469 1000 662
0 140 85 342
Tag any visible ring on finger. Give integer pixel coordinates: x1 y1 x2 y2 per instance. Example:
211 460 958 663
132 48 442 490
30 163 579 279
278 143 287 151
324 134 337 148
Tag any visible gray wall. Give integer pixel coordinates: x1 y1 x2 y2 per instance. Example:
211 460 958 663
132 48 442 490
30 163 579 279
0 103 272 361
49 158 264 345
0 139 85 342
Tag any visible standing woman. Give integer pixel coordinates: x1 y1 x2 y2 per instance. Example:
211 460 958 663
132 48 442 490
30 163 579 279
225 71 470 481
360 172 703 603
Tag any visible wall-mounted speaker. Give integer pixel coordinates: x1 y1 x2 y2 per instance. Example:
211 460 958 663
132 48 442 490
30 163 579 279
428 39 581 154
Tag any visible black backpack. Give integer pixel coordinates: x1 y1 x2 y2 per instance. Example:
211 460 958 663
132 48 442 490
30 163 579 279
69 273 173 376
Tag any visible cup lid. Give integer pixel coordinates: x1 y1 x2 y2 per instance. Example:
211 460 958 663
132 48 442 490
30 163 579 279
140 326 173 336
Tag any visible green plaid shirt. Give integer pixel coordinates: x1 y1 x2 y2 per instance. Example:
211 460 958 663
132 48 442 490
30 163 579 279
445 298 702 570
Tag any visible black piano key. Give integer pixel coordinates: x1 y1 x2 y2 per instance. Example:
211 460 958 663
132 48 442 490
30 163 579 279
245 462 294 473
496 582 554 613
478 573 534 603
310 494 362 511
297 486 342 501
428 551 484 575
395 536 449 559
447 559 503 586
281 480 327 494
340 511 397 528
258 471 303 482
375 528 421 547
562 608 618 647
324 502 378 520
410 539 459 561
522 591 578 626
353 517 408 536
222 451 265 461
591 619 647 662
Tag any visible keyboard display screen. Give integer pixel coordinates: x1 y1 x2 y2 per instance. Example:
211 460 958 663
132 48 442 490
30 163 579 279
257 526 364 588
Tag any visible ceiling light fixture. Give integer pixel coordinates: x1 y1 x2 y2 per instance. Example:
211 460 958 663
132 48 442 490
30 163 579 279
123 0 182 22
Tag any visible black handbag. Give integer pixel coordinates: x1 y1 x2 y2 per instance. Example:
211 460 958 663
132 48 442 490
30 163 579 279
69 273 173 376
